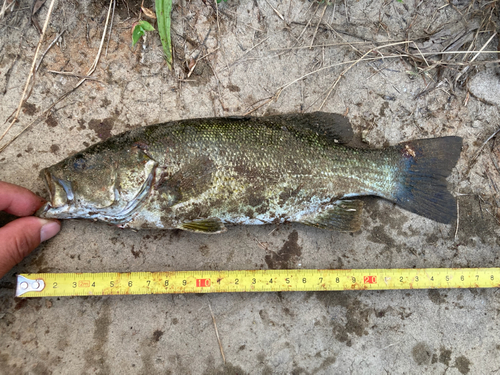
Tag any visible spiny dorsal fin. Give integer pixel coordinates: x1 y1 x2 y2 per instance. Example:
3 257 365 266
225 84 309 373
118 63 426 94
228 112 354 144
180 218 227 234
300 200 363 232
275 112 354 144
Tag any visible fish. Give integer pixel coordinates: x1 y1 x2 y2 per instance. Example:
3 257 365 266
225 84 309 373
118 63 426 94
36 112 463 233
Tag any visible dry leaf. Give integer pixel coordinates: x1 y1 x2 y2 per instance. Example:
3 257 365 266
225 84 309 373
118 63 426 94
141 6 156 19
32 16 42 34
32 0 46 15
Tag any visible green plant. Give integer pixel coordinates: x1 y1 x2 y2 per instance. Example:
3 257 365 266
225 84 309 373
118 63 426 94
156 0 173 70
132 20 155 47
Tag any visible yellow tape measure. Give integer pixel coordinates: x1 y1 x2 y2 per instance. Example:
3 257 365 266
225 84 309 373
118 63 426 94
15 268 500 297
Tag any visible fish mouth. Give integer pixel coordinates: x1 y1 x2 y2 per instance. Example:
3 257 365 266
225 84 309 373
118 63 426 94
36 169 74 218
35 163 156 223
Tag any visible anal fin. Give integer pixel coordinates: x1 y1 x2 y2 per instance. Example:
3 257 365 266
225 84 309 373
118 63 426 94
301 200 363 232
180 218 227 234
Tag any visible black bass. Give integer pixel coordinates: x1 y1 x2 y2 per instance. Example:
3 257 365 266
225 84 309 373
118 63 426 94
36 113 462 233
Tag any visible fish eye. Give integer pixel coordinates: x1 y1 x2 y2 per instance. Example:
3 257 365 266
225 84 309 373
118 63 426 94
73 158 87 171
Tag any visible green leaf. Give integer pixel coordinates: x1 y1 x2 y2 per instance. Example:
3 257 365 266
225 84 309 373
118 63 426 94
132 26 144 46
156 0 173 70
132 20 155 47
139 20 155 31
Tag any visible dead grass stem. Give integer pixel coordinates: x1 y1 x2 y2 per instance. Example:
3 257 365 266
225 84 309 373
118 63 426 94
0 0 114 154
0 0 56 144
208 299 225 364
36 29 65 72
251 31 500 113
0 0 15 20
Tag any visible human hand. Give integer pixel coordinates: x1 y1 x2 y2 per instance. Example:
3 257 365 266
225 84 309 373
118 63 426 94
0 181 61 279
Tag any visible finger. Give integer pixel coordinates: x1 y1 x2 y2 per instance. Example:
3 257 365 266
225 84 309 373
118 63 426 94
0 217 60 279
0 181 45 217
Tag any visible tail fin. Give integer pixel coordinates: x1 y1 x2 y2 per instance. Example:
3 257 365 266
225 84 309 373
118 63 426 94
390 136 462 224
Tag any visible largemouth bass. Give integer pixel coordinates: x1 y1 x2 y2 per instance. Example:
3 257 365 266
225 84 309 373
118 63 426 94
36 113 462 233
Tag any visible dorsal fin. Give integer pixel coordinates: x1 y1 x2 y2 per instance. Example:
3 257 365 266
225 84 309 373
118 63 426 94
227 112 354 144
266 112 354 144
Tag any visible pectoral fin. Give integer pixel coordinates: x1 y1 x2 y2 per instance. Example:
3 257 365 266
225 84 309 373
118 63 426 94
301 200 363 232
180 218 227 234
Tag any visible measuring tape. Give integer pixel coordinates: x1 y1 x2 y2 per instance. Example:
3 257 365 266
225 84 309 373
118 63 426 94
15 268 500 297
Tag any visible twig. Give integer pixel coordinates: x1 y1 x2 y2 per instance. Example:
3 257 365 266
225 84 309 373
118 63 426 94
36 29 66 72
264 0 284 21
47 70 100 80
0 0 56 143
245 41 500 115
454 198 460 241
215 0 220 49
0 0 15 19
470 127 500 166
318 40 414 110
218 37 269 72
243 96 274 116
208 299 225 364
80 0 114 82
206 59 227 114
272 42 500 55
187 48 219 78
455 31 497 84
410 41 430 67
344 0 349 22
1 50 19 95
0 0 114 153
288 48 500 90
295 3 320 45
270 40 385 51
105 0 116 57
310 4 327 49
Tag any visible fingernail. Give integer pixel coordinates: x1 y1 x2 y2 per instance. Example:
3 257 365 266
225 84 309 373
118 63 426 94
39 219 61 242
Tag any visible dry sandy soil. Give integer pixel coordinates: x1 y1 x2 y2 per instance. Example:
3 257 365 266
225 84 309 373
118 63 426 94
1 0 500 373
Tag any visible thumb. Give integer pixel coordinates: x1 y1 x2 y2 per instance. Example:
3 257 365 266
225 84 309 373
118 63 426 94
0 217 60 279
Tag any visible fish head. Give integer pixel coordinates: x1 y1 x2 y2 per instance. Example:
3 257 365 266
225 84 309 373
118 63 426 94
36 144 157 224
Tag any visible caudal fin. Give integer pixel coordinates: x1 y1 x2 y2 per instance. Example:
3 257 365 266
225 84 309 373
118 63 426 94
390 136 462 224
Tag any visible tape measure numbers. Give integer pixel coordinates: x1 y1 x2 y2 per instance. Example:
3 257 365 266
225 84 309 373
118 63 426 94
16 268 500 297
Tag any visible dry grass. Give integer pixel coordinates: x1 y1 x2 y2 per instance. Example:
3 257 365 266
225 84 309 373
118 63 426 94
242 1 500 114
0 0 115 153
208 299 226 364
0 0 56 145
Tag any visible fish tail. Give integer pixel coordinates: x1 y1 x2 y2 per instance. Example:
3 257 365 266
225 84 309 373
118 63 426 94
389 136 463 224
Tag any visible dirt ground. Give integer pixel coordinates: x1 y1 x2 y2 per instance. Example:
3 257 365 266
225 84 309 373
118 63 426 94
1 0 500 373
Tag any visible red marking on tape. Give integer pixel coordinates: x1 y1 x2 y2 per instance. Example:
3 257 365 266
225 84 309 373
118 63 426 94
78 280 91 287
364 276 377 284
196 279 211 287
